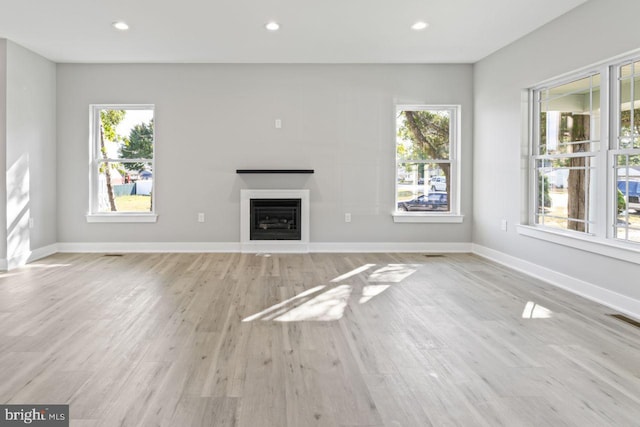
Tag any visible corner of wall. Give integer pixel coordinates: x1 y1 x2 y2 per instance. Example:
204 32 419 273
5 40 57 263
0 39 8 261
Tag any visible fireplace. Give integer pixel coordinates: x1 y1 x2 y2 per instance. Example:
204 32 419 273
241 189 310 252
250 199 301 240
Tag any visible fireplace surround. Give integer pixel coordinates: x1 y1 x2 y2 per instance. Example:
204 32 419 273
240 189 310 252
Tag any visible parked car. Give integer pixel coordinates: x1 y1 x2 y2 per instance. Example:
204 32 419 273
429 176 447 191
397 192 448 211
618 180 640 210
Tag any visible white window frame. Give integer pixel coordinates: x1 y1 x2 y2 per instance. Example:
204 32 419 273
86 104 157 223
529 72 603 236
610 59 640 244
519 53 640 264
392 104 463 223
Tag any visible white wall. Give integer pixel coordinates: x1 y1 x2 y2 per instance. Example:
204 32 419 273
474 0 640 305
57 64 473 245
0 40 7 261
5 41 57 265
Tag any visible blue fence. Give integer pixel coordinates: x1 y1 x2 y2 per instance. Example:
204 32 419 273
113 183 136 197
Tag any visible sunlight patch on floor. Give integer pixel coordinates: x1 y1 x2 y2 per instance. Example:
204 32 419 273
274 285 352 322
0 272 22 279
367 264 417 283
243 263 418 322
242 285 326 322
522 301 553 319
330 264 375 283
359 285 391 304
23 263 72 269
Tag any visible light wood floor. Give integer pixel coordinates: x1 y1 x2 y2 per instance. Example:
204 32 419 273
1 252 640 426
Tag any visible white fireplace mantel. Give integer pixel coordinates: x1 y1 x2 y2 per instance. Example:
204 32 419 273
240 189 310 253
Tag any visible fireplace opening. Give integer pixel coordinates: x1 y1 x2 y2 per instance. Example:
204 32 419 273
250 198 302 240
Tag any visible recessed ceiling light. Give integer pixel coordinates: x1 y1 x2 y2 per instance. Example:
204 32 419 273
112 21 129 31
411 21 429 31
265 22 280 31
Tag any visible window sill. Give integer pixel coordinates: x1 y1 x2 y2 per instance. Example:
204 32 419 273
86 213 158 223
517 224 640 266
392 213 464 223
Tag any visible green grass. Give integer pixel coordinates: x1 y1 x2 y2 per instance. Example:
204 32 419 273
115 195 152 212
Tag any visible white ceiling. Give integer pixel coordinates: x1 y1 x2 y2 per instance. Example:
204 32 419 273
0 0 588 64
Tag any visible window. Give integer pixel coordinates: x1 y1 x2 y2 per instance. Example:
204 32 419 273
614 60 640 243
393 105 462 223
533 75 600 233
87 105 156 222
527 54 640 254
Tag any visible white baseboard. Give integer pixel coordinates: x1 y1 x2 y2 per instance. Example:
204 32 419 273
310 242 473 253
56 241 472 254
472 243 640 320
5 243 59 270
57 242 241 253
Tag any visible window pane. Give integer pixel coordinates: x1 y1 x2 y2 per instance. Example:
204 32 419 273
616 153 640 167
538 112 595 154
396 109 450 161
97 161 153 213
619 63 640 149
97 108 154 160
616 225 640 243
615 154 640 243
617 135 640 149
539 75 594 101
539 75 600 155
620 63 633 79
396 162 450 212
535 156 594 233
537 214 568 230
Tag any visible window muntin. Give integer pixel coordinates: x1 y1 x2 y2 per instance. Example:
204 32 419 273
90 105 155 215
533 75 600 234
395 105 459 214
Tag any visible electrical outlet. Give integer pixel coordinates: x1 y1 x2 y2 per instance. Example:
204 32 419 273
500 219 507 231
29 218 34 229
198 213 205 223
275 119 282 129
345 213 351 223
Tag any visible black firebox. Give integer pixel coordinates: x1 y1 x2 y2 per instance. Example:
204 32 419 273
250 199 301 240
